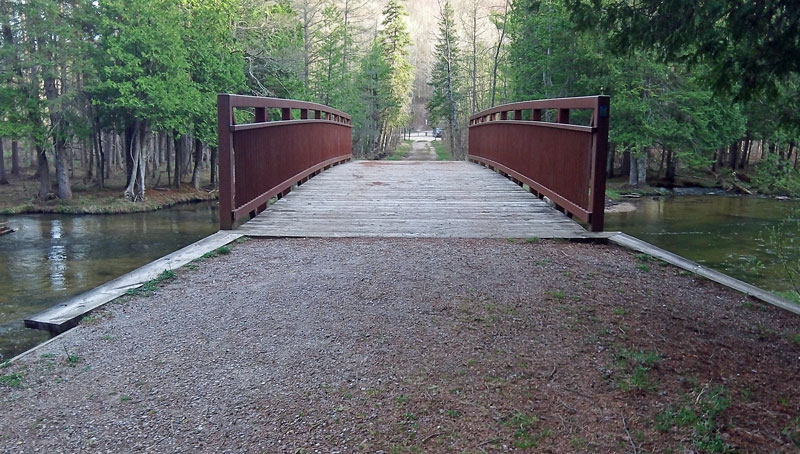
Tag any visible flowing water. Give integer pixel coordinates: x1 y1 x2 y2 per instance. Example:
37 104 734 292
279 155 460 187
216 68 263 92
0 203 218 361
2 195 797 361
606 195 800 295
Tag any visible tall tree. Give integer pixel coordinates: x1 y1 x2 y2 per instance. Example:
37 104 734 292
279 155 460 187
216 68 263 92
427 0 464 159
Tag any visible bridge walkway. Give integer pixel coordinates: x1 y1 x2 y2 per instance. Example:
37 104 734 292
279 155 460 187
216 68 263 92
236 160 593 239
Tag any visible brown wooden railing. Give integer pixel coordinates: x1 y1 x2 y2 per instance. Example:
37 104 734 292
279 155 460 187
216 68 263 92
218 94 352 229
468 96 610 232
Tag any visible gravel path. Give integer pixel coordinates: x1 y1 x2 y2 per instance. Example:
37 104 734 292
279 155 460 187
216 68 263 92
1 238 799 453
404 139 437 160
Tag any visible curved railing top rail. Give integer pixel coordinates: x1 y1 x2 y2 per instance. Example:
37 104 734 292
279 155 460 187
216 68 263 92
469 96 606 124
220 94 351 125
467 95 609 231
218 94 353 230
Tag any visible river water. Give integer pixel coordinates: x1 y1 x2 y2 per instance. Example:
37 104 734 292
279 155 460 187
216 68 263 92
0 203 218 361
605 195 800 295
1 195 797 361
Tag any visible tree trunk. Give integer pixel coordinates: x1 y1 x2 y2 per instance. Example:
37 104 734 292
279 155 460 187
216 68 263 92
44 75 72 200
191 138 203 189
728 141 738 169
36 145 51 199
665 148 676 182
10 140 19 176
490 0 509 107
166 133 172 187
621 149 631 177
124 124 136 186
0 139 8 184
210 146 218 187
606 143 615 178
629 154 639 186
174 134 183 188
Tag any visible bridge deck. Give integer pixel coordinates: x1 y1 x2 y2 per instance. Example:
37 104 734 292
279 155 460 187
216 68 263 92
235 161 592 238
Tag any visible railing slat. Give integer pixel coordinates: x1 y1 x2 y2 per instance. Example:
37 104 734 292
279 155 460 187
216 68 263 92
467 96 609 231
217 94 353 230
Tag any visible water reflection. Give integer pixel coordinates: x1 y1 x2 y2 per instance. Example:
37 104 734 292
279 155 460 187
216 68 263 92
606 195 800 293
0 202 218 361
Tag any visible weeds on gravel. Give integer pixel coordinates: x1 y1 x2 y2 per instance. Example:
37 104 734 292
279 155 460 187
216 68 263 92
63 346 82 366
655 384 732 453
395 395 410 405
782 414 800 447
505 411 549 449
0 371 24 388
615 349 661 391
125 269 176 296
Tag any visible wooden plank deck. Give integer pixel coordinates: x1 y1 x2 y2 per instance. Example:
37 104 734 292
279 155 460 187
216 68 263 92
236 161 593 238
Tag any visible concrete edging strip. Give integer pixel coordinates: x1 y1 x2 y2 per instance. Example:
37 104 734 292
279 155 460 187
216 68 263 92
22 231 244 336
607 232 800 316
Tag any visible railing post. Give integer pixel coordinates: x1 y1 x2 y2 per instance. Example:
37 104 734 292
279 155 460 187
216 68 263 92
557 108 570 124
589 96 610 232
218 94 235 230
282 108 291 121
255 107 267 123
532 109 542 121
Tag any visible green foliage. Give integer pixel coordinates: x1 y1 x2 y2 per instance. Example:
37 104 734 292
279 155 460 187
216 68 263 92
427 0 465 159
655 385 732 453
566 0 800 101
753 154 800 196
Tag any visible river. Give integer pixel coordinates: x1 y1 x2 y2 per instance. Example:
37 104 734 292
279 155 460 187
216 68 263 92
605 194 800 295
0 203 218 361
2 195 797 361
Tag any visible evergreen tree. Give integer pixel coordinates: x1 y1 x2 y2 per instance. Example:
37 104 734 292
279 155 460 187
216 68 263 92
427 0 464 159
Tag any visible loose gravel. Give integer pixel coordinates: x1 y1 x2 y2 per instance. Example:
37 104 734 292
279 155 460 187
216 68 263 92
1 238 799 453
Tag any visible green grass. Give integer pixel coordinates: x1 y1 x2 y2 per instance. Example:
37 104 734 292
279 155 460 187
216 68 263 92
395 394 410 405
125 269 176 296
606 188 623 200
550 290 567 300
506 411 549 449
0 371 24 388
777 290 800 304
386 140 413 160
615 349 661 391
655 385 732 453
430 140 453 161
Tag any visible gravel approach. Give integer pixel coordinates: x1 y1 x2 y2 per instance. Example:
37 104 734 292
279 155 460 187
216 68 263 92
1 238 800 453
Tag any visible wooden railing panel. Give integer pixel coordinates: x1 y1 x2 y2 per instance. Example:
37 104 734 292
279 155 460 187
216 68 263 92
468 96 609 231
218 94 352 229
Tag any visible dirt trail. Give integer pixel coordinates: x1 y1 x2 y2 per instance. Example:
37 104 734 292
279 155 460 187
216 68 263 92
404 138 437 160
1 238 799 453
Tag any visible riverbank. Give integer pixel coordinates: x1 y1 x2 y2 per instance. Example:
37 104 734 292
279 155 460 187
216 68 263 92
2 238 799 452
0 173 218 215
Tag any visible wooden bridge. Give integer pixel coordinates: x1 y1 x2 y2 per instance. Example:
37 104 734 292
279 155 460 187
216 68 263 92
218 94 610 238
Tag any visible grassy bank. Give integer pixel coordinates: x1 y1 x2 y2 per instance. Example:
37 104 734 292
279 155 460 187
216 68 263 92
430 140 453 161
0 171 217 215
386 140 413 161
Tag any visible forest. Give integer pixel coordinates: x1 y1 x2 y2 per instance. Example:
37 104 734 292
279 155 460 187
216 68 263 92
1 0 799 206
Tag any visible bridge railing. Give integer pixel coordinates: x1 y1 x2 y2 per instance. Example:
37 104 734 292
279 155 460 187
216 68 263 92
218 94 353 229
468 96 610 232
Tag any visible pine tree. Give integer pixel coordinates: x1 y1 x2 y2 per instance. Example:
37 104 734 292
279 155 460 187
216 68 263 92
427 0 464 159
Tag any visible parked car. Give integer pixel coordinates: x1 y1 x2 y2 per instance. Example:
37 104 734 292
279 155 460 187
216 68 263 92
433 128 443 138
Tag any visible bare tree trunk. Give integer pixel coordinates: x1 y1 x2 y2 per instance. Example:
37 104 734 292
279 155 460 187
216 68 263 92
174 133 182 188
10 140 19 176
0 139 8 184
210 146 218 187
490 0 509 107
36 145 51 199
191 138 203 189
44 74 72 200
